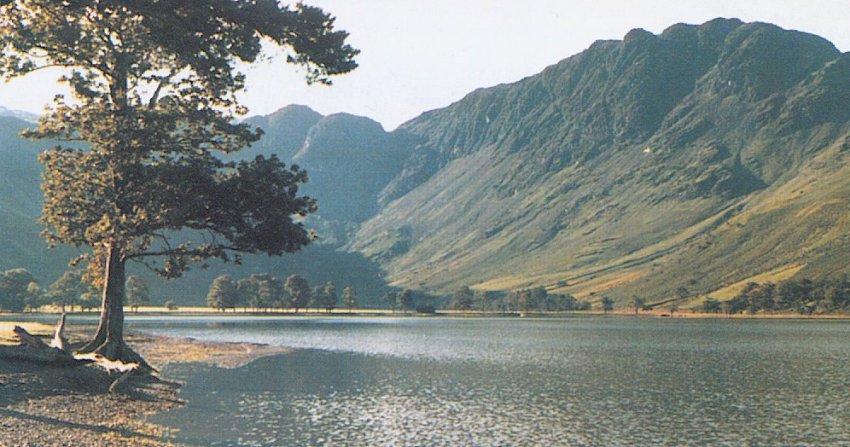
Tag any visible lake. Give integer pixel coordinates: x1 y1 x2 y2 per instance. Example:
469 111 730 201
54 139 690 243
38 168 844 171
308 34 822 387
129 316 850 446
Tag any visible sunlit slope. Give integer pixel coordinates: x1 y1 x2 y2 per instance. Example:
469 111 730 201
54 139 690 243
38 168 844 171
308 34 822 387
351 19 850 302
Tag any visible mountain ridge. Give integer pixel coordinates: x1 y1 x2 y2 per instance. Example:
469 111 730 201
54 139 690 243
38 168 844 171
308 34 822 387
350 18 850 303
2 18 850 308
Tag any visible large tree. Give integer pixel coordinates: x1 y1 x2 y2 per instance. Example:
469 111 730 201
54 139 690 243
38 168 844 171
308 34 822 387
0 1 357 362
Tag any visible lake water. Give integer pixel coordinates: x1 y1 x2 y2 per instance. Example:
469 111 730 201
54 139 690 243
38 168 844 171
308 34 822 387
132 316 850 446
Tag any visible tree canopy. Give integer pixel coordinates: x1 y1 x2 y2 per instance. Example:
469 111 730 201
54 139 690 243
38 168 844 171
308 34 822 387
0 0 357 361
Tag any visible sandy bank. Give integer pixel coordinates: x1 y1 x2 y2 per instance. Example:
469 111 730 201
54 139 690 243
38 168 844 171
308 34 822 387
0 324 291 446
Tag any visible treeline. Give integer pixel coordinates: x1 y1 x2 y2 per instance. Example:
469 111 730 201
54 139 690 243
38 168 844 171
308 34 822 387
206 274 358 312
446 286 591 312
0 268 151 313
702 277 850 315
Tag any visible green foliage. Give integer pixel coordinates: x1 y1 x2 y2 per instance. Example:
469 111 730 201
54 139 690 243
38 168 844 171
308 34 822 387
342 286 357 311
601 296 614 313
446 286 589 313
0 268 38 312
0 1 359 276
284 274 310 311
237 274 285 311
125 275 150 311
25 281 45 311
450 286 474 311
723 277 850 315
47 270 90 312
631 295 647 314
397 289 414 310
384 291 398 311
701 298 722 313
207 275 240 311
0 0 356 358
309 285 325 310
322 282 338 312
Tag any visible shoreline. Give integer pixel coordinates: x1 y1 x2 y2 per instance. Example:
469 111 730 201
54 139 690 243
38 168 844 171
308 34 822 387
4 308 850 321
0 325 292 447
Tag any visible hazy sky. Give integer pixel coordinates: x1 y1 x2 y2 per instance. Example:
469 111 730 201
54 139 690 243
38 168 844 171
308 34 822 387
1 1 848 130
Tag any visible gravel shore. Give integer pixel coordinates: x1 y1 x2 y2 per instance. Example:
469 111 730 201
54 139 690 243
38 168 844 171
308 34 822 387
0 326 291 447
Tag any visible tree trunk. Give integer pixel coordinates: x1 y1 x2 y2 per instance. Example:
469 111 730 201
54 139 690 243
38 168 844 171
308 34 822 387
77 243 139 363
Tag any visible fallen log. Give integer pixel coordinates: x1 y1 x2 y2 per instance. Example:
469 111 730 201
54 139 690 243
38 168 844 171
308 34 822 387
0 325 91 367
13 325 49 349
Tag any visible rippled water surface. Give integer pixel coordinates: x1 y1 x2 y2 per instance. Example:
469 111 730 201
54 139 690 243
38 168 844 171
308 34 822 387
135 317 850 446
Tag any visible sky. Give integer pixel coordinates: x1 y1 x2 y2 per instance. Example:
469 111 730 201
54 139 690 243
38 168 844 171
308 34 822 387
0 0 849 131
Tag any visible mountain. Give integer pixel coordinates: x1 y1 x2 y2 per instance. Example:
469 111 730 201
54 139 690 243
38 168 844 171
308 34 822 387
292 113 414 222
0 110 397 307
240 104 323 161
0 116 78 279
0 107 39 122
3 18 850 309
348 19 850 304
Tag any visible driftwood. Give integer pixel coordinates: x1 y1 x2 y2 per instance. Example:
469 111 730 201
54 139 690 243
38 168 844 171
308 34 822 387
50 313 68 351
13 325 49 349
0 325 90 367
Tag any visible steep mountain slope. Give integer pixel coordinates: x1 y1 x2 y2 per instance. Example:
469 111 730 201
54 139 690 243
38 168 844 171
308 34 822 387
240 104 323 161
0 117 78 279
351 19 850 304
0 110 398 306
293 113 413 222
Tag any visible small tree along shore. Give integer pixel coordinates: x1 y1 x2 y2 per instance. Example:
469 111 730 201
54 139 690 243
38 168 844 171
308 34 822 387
0 0 357 363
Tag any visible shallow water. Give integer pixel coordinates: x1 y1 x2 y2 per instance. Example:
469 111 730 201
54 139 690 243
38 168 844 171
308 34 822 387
136 316 850 446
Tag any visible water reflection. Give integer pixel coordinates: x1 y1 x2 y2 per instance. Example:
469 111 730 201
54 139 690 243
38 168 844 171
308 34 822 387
144 318 850 446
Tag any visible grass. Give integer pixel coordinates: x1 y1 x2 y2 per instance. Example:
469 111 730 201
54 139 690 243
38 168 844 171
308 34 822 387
707 264 806 300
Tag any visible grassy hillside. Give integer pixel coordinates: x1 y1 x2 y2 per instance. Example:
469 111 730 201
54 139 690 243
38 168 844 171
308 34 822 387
351 19 850 306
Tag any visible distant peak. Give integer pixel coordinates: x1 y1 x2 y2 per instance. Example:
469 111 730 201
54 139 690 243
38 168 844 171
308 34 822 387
316 112 386 132
623 28 654 43
267 104 323 119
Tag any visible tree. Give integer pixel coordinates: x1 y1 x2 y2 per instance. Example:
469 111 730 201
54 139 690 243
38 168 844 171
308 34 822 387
47 270 87 312
207 275 239 311
450 286 474 311
513 289 532 313
309 286 325 312
529 286 548 311
237 277 259 312
0 269 39 312
601 296 614 314
322 282 338 312
0 1 356 362
342 286 357 312
285 274 311 313
384 291 398 312
25 282 46 312
253 274 283 312
630 295 646 315
79 290 101 312
125 275 150 312
397 289 414 311
473 290 497 311
702 298 722 313
672 287 689 316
